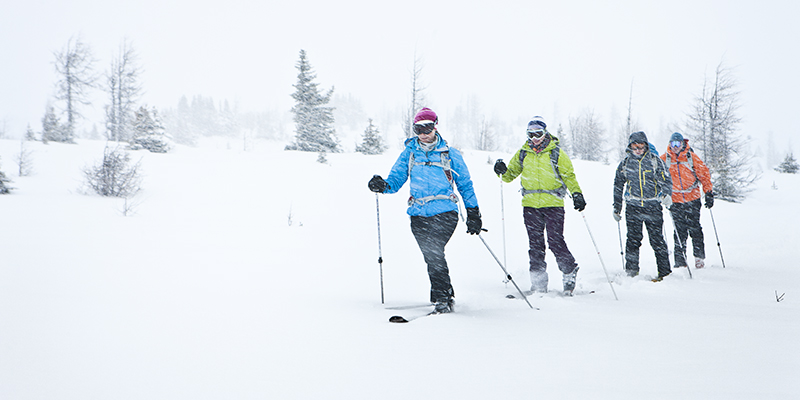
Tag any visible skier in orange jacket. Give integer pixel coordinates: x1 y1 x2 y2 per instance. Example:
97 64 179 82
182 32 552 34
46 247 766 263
660 132 714 269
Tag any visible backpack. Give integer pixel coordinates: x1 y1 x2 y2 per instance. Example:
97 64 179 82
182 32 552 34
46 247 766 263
406 149 459 206
518 144 568 198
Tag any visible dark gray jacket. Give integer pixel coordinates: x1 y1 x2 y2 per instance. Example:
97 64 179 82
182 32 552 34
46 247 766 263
613 132 672 209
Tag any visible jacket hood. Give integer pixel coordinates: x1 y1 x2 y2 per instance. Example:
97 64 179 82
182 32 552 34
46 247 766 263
628 131 648 146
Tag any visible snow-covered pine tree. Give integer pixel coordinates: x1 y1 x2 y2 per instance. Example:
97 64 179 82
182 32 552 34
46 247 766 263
0 157 13 194
41 105 63 143
355 119 387 155
24 124 36 141
775 153 799 174
286 50 340 153
130 106 171 153
82 145 142 197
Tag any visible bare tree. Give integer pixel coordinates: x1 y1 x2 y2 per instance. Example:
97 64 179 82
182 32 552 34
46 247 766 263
54 37 97 142
402 52 427 138
475 116 496 151
615 80 641 161
105 40 143 142
568 108 605 161
14 139 34 177
687 61 757 201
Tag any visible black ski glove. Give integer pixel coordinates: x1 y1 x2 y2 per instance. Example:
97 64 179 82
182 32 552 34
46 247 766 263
613 203 622 222
705 191 714 208
368 175 388 193
466 207 482 235
493 159 507 175
572 192 586 211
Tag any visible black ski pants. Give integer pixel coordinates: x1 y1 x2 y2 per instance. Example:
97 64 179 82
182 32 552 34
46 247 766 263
410 211 458 304
670 199 705 266
625 201 671 277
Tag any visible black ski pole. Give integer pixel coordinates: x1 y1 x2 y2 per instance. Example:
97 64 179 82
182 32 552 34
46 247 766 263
476 231 536 309
375 193 385 304
708 208 726 268
666 207 692 279
581 212 619 300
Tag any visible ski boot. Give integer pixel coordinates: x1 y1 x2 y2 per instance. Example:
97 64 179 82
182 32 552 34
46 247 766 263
562 267 579 296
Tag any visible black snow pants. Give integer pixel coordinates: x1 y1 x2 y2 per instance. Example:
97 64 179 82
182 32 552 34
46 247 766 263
410 211 459 303
625 201 671 277
670 199 705 266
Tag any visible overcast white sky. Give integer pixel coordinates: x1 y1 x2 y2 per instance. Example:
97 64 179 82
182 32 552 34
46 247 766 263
1 0 798 153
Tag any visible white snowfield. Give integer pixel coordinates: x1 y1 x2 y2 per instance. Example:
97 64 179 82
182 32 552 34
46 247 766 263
1 138 797 399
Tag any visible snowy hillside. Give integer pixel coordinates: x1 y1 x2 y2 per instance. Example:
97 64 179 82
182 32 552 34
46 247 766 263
0 138 798 399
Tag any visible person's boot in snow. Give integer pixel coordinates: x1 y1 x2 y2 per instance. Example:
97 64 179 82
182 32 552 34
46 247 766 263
695 258 705 269
433 297 454 314
562 267 579 295
652 271 671 282
530 269 548 293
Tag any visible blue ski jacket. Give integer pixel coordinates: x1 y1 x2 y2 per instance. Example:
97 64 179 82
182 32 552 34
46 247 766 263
385 134 479 217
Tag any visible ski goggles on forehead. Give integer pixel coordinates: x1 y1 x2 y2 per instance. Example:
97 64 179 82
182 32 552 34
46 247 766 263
413 122 436 135
670 140 682 148
527 129 546 138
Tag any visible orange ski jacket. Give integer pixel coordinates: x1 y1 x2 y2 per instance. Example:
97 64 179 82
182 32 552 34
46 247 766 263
660 140 712 204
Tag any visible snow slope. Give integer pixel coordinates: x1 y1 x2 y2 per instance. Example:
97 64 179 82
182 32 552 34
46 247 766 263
0 138 797 399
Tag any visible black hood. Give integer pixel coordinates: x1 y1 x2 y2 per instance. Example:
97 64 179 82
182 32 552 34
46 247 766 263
628 131 648 146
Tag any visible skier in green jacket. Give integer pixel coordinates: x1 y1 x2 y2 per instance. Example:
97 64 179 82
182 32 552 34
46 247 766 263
493 117 586 295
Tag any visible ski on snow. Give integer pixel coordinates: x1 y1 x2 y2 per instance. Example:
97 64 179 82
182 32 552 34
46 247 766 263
389 310 448 323
506 290 595 299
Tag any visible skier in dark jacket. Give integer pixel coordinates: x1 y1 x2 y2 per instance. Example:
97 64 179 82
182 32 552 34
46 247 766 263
368 107 481 314
613 131 673 280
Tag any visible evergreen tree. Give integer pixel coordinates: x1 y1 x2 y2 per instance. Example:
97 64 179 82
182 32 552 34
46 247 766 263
355 119 387 155
286 50 340 153
0 157 13 194
775 153 799 174
82 145 142 197
130 106 171 153
24 124 37 141
41 105 63 143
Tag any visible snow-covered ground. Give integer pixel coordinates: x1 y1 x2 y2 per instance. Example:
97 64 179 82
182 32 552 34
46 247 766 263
0 137 797 399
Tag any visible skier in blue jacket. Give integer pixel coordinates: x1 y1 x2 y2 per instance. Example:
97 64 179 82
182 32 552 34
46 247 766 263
368 107 481 314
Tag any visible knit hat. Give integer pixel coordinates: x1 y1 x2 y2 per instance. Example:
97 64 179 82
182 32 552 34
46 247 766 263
670 132 684 142
414 107 438 125
527 116 546 131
